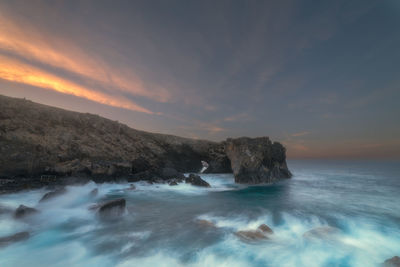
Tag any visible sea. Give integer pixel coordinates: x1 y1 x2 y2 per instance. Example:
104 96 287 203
0 159 399 267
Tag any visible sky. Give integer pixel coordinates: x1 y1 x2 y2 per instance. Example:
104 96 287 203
0 0 399 159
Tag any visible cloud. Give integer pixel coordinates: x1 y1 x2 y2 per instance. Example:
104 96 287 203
0 55 154 114
224 113 250 122
0 11 171 103
291 131 310 137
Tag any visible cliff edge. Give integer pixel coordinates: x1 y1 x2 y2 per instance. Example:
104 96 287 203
0 95 291 192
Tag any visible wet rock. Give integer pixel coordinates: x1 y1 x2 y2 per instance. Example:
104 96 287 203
14 205 38 219
225 137 291 184
235 224 273 243
89 188 98 197
303 226 340 241
258 224 273 234
159 168 185 180
196 219 216 228
185 174 210 187
39 188 67 202
383 256 400 267
0 231 30 247
98 198 126 218
169 180 178 186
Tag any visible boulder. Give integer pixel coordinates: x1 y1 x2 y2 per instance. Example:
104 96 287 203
0 231 30 247
185 174 210 187
196 219 216 228
258 224 273 234
169 180 178 186
39 188 67 202
98 198 126 218
383 256 400 267
14 205 38 219
235 224 273 243
225 137 291 184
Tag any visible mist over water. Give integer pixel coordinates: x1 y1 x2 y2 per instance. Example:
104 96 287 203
0 160 399 267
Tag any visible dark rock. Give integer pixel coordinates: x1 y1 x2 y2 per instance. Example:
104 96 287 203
14 205 38 219
258 224 273 234
196 219 216 228
185 174 210 187
225 137 291 184
89 188 98 197
39 188 67 202
0 231 30 247
383 256 400 267
158 167 185 180
98 198 126 218
235 224 273 243
132 157 151 174
169 180 178 186
127 170 154 182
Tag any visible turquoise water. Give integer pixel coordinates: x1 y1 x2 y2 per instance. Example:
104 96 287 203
0 160 399 267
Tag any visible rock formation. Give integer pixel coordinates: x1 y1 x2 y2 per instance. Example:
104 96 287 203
98 198 126 218
383 256 400 267
14 205 38 219
0 95 291 191
225 137 291 184
185 174 210 187
39 188 67 202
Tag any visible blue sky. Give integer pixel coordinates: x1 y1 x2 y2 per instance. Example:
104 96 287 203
0 0 399 158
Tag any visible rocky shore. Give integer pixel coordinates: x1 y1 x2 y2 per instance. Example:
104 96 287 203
0 95 291 193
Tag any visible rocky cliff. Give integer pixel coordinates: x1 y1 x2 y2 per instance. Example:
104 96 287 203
0 95 291 191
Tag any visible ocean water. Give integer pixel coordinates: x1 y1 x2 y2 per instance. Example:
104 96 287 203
0 160 399 267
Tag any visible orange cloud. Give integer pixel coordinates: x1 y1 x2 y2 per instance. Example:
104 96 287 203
0 55 154 114
0 12 171 103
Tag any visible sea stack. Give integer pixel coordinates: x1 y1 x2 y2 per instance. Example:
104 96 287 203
225 137 291 184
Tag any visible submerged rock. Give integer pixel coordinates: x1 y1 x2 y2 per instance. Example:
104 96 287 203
185 174 210 187
225 137 291 184
303 226 340 241
383 256 400 267
235 224 274 243
89 188 98 197
98 198 126 218
196 219 216 228
14 205 38 219
0 231 30 247
39 188 67 203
